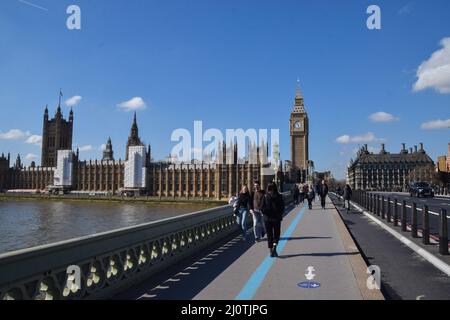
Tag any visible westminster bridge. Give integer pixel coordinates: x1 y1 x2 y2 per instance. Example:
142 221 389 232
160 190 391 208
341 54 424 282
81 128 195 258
1 190 450 300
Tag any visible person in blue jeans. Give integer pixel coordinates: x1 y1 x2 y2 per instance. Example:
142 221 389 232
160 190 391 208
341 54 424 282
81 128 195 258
250 180 266 242
236 185 251 241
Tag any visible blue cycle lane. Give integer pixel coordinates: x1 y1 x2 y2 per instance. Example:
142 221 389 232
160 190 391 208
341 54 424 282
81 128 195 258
235 205 307 300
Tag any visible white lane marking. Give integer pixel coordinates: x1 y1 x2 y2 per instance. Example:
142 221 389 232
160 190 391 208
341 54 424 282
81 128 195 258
350 202 450 277
369 196 450 218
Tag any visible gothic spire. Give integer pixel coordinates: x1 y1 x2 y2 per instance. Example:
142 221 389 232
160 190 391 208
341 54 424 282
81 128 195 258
125 112 143 160
296 78 302 99
293 79 306 113
103 137 114 161
15 154 22 169
130 112 139 139
56 89 63 115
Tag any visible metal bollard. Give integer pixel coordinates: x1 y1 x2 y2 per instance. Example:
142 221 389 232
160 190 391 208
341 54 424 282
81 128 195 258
381 196 385 219
377 195 381 216
401 200 407 232
422 205 430 245
387 197 391 222
439 209 448 255
393 198 398 227
365 192 368 209
411 203 418 238
375 195 378 216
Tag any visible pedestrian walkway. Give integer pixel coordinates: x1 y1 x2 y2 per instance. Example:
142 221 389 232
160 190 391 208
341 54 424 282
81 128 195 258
116 197 383 300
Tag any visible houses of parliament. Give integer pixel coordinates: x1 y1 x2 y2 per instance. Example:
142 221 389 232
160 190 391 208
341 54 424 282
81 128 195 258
0 86 311 199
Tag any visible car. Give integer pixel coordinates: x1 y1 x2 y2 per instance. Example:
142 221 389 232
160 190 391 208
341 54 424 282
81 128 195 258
409 182 434 198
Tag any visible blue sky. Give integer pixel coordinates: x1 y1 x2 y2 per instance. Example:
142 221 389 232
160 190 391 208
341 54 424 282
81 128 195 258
0 0 449 179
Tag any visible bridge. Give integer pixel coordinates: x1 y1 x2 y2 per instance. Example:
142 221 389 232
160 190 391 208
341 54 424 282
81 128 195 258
0 190 449 300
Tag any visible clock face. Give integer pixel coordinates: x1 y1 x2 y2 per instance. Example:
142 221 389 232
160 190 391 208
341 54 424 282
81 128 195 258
294 121 303 129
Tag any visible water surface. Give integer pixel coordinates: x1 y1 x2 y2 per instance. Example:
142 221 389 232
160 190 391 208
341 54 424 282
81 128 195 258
0 199 212 254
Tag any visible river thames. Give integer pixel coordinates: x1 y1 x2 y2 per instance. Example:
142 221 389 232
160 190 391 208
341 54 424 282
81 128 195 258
0 199 213 254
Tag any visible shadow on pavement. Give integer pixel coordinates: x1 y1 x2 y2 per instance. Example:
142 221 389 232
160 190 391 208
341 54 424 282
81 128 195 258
277 251 360 259
114 232 254 300
278 236 332 241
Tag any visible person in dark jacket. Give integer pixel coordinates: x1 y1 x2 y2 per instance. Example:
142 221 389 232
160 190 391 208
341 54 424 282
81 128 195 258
343 184 352 210
307 184 315 210
315 183 320 202
318 180 329 210
292 184 300 206
236 185 251 241
250 180 266 242
262 182 285 257
336 185 342 197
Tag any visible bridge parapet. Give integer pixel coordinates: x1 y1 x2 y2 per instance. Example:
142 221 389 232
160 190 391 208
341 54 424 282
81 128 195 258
0 191 293 300
0 205 238 300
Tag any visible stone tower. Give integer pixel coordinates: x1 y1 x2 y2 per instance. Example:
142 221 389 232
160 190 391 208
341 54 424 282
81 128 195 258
125 112 144 160
102 137 114 161
290 80 309 170
41 92 74 167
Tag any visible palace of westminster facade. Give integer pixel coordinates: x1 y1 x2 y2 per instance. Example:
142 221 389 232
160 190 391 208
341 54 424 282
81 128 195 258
0 84 437 196
0 85 311 199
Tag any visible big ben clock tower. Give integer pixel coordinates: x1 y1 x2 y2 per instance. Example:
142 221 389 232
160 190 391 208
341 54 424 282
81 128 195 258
290 80 309 171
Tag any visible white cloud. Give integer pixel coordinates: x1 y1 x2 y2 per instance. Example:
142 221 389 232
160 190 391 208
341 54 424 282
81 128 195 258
25 135 42 146
369 112 399 122
336 135 350 144
336 132 377 144
420 119 450 130
65 95 82 107
117 97 147 111
413 37 450 94
0 129 29 140
26 153 38 161
78 145 94 152
99 144 106 151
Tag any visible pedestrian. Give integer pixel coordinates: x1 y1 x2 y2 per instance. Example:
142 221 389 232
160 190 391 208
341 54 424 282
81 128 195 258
262 182 285 258
299 183 305 204
318 180 328 210
307 184 315 210
292 183 300 206
236 185 251 241
344 184 352 211
303 184 308 203
315 183 320 202
336 185 342 197
251 180 266 242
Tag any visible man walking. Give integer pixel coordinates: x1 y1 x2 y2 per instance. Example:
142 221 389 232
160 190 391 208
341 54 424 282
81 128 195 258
343 184 352 211
318 180 328 210
307 184 315 210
